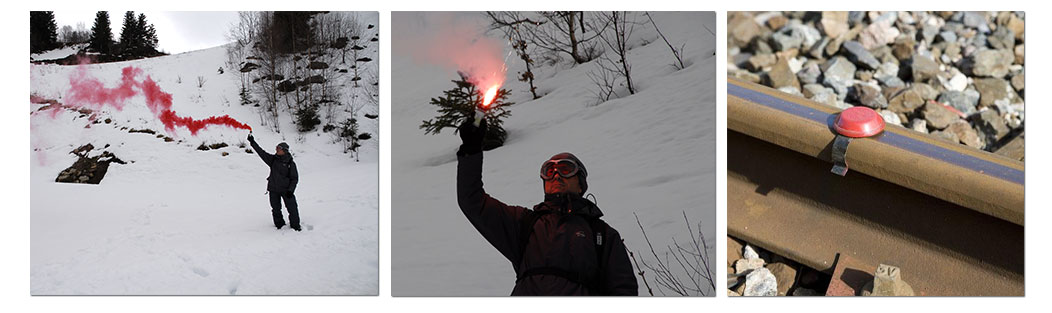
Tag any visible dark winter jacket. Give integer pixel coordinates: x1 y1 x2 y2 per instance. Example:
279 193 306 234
457 152 638 296
250 138 298 194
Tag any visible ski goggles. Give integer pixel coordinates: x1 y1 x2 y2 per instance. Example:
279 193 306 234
540 159 580 180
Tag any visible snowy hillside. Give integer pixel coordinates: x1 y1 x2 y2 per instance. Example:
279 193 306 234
392 12 716 296
29 12 378 295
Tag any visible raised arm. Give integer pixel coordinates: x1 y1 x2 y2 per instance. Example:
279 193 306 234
456 118 528 263
248 134 275 166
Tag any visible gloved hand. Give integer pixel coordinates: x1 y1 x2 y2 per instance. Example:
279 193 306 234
457 115 487 156
247 133 255 142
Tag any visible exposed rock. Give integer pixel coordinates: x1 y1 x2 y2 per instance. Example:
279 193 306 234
910 54 940 82
947 120 983 148
892 36 917 61
988 27 1015 50
820 11 849 38
852 82 887 109
766 15 788 31
797 62 822 84
308 61 329 70
1014 44 1024 65
730 69 762 84
1004 13 1025 41
938 90 977 115
744 268 778 296
888 87 925 113
923 100 959 129
842 41 881 70
909 118 929 133
967 49 1014 77
821 56 856 99
747 53 777 71
1010 72 1024 92
879 109 902 126
729 13 765 47
864 264 915 296
767 263 798 296
767 57 801 91
932 130 960 144
972 109 1010 145
973 77 1013 107
961 12 990 33
859 19 900 50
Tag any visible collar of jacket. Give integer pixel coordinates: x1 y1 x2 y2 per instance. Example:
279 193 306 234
275 153 293 163
537 193 603 218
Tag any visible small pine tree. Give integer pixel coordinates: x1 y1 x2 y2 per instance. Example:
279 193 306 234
89 11 114 54
420 73 514 151
30 11 59 53
294 104 322 132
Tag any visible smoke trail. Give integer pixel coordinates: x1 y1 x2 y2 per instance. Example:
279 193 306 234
64 65 251 135
393 12 507 93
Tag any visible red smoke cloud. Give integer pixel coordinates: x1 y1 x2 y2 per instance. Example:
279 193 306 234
394 12 507 103
64 66 251 135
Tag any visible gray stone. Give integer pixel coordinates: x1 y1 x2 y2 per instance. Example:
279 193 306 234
842 41 881 70
822 56 857 99
910 54 940 82
771 31 803 52
968 49 1014 77
923 101 960 129
920 24 939 45
988 27 1015 50
937 31 957 44
962 12 990 33
777 86 803 97
802 84 830 98
743 245 759 259
937 91 977 115
852 82 887 109
874 62 899 82
730 69 762 84
808 37 831 59
909 118 929 133
879 109 902 126
731 52 753 69
744 268 778 297
881 76 905 89
973 77 1013 107
797 62 822 84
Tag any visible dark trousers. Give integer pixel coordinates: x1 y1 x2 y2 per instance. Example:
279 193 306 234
269 191 300 228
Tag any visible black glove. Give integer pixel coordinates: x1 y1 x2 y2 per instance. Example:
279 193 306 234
247 133 255 142
457 116 487 157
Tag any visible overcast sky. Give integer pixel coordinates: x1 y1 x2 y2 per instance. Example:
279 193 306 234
53 11 240 54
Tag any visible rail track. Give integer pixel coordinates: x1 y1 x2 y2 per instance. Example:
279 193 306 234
727 77 1024 296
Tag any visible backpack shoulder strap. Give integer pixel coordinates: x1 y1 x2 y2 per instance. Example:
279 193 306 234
516 209 548 270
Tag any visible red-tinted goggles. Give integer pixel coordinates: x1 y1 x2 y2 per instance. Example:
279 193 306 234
540 159 579 180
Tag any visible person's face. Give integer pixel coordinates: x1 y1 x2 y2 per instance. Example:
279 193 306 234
276 146 285 155
544 174 582 195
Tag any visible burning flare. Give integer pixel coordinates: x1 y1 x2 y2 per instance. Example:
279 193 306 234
481 85 499 108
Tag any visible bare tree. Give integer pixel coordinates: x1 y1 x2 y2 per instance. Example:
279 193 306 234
487 11 609 65
486 11 540 99
631 212 715 296
596 11 637 95
644 12 687 70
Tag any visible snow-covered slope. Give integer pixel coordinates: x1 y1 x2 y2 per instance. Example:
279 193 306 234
29 13 378 295
392 12 716 296
30 43 85 62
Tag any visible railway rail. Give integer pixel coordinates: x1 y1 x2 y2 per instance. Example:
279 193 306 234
727 77 1024 296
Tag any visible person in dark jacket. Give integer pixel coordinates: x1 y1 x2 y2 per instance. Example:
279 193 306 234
455 118 638 296
248 134 301 231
